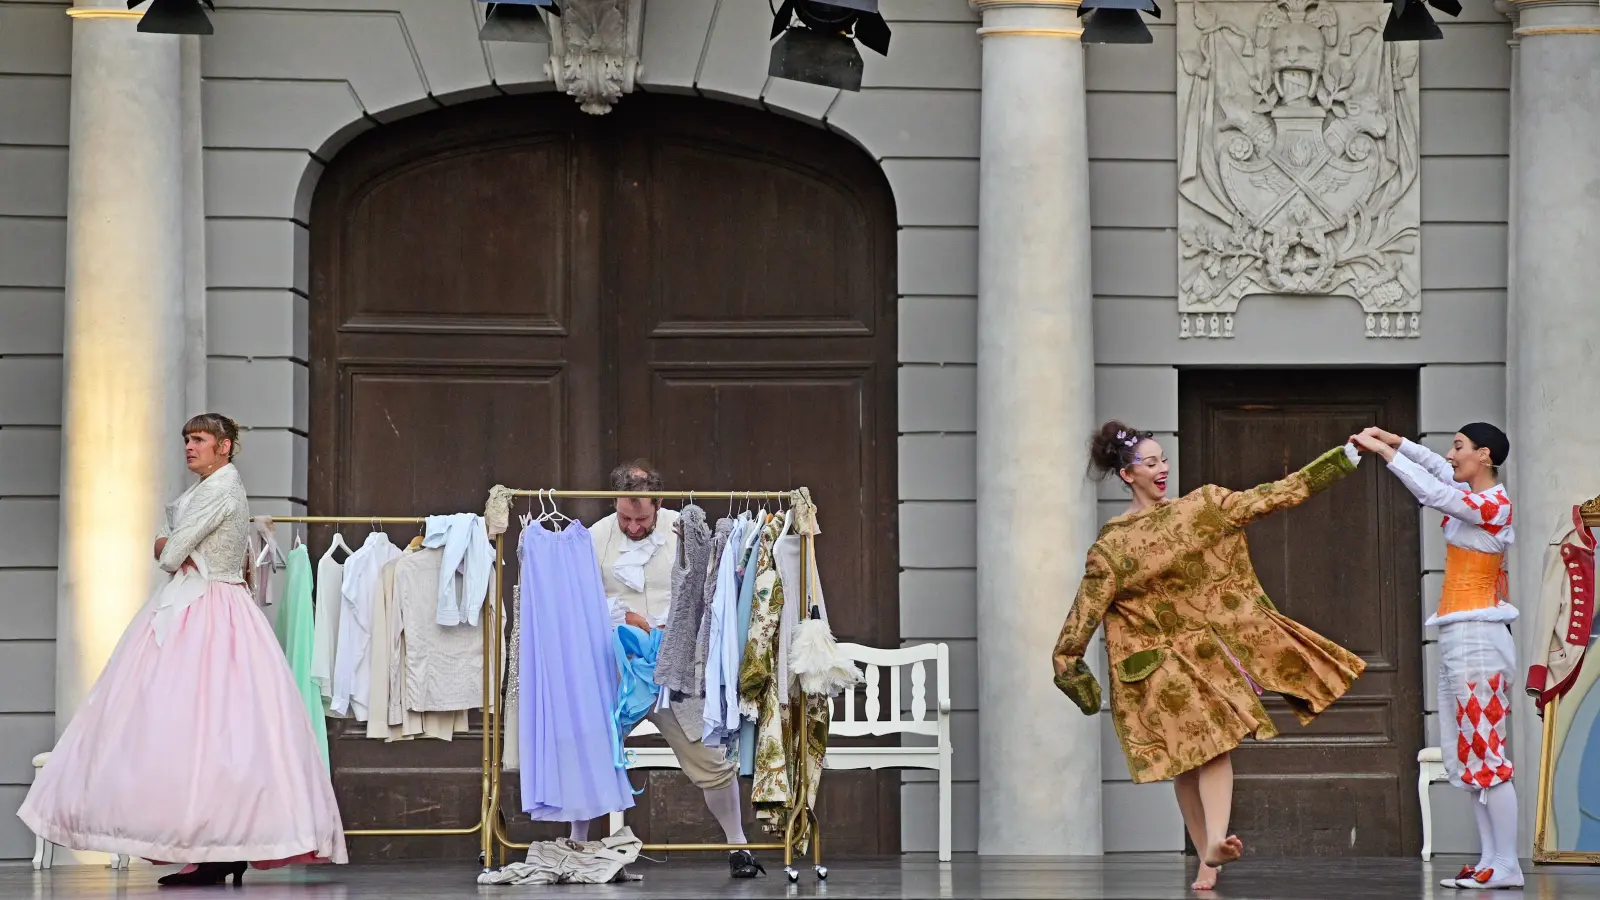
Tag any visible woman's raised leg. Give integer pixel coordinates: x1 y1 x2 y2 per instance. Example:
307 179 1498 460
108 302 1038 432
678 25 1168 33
1197 752 1243 866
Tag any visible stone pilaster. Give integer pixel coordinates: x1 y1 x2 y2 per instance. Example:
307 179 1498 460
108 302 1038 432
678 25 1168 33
55 1 188 732
971 0 1103 857
1504 0 1600 854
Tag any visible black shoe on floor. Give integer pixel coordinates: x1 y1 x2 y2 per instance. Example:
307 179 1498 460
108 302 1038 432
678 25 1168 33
157 861 247 887
729 849 766 878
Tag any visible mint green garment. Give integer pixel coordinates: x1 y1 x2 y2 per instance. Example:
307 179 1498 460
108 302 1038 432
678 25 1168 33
278 544 329 768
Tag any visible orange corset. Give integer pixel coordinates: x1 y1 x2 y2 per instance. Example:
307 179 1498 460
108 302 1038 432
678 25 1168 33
1438 545 1508 617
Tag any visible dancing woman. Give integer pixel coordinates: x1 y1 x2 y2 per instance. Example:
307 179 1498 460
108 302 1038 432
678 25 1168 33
1351 424 1521 891
1053 421 1368 891
19 414 345 886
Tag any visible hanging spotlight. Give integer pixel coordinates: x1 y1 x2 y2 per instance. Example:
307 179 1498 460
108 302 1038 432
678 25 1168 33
476 0 559 44
1382 0 1458 41
128 0 214 35
769 0 891 92
1076 0 1160 44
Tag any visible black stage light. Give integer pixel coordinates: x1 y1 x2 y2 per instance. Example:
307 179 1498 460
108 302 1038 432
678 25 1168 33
1077 0 1160 45
129 0 215 36
477 0 560 44
769 0 891 92
1382 0 1457 41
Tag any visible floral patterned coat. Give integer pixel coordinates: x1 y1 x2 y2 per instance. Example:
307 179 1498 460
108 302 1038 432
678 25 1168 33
1053 445 1368 784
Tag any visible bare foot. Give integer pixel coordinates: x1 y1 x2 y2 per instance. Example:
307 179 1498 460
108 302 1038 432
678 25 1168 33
1202 835 1243 867
1191 862 1220 891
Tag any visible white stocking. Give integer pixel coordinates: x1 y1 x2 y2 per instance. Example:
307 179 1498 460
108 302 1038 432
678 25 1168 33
703 782 748 845
1472 797 1494 871
568 820 590 843
1484 781 1522 877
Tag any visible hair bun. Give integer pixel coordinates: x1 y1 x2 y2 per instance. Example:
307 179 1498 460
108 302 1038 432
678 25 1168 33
1089 420 1135 479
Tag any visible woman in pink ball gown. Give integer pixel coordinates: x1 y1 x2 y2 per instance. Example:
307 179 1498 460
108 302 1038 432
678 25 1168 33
19 413 346 886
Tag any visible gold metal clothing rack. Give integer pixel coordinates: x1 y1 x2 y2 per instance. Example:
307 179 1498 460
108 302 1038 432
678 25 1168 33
269 515 494 847
487 489 827 883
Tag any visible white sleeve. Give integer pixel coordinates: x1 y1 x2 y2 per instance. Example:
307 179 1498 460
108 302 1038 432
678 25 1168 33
1397 438 1468 491
157 481 228 573
608 596 628 626
1387 453 1510 526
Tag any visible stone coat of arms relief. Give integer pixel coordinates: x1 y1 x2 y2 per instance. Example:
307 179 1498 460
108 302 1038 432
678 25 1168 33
1176 0 1421 338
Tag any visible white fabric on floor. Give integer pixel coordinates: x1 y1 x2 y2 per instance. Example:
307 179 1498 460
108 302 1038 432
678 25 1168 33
476 828 644 886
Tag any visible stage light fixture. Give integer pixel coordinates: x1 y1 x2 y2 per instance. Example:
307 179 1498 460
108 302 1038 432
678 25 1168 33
1076 0 1160 45
128 0 214 36
769 0 891 92
1382 0 1458 41
477 0 559 44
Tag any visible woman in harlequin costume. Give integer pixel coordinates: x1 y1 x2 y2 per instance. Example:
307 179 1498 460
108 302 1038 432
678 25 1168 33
1351 424 1522 891
1053 421 1368 891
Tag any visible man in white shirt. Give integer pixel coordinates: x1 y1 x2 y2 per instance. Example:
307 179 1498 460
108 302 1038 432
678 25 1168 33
577 461 763 879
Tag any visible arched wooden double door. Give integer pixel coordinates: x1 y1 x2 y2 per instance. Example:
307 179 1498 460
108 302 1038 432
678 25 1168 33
309 94 899 858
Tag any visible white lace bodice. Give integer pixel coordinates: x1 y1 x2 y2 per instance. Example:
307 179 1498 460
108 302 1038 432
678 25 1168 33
157 463 251 583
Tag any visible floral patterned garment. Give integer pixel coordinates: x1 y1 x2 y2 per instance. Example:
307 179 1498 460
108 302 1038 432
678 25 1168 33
1053 445 1370 784
737 514 829 848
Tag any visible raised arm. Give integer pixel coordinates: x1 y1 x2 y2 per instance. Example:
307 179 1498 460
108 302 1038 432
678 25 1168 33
1052 545 1114 716
1396 438 1468 490
156 481 230 573
1385 451 1511 527
1212 444 1361 529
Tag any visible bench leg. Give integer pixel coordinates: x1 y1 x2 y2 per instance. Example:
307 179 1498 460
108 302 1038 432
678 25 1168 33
939 759 952 863
32 834 44 871
608 810 624 837
1419 766 1433 862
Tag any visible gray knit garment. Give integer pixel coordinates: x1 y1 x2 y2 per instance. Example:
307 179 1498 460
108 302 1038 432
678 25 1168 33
673 518 734 736
654 504 712 695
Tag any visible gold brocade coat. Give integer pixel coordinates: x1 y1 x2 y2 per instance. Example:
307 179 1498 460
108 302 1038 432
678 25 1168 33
1053 446 1368 784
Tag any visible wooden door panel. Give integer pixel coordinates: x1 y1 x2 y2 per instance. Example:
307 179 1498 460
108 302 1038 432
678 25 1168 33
640 142 877 335
1179 369 1422 857
344 369 570 514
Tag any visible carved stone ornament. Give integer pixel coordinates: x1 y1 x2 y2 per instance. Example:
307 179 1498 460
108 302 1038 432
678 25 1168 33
546 0 644 115
1176 0 1422 339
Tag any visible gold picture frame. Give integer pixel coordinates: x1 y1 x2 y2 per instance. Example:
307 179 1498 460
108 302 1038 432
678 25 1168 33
1534 694 1600 863
1533 495 1600 865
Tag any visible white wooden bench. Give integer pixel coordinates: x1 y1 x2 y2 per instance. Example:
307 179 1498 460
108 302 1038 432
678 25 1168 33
607 641 953 861
1417 746 1449 861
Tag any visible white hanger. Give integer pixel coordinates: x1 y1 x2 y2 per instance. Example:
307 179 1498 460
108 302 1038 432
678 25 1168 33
322 531 352 562
540 489 574 526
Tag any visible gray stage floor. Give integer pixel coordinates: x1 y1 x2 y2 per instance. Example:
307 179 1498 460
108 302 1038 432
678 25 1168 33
5 854 1600 899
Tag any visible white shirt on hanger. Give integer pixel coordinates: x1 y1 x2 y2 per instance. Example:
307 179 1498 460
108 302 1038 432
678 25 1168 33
331 531 402 719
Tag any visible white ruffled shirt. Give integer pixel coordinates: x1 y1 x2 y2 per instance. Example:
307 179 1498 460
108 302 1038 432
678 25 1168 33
590 508 679 627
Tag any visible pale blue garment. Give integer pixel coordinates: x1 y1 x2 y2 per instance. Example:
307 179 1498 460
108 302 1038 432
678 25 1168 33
702 519 746 746
734 530 763 774
423 513 493 627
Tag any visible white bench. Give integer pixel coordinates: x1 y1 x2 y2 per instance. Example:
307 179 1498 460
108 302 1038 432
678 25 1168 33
29 752 130 871
1417 746 1449 861
607 641 953 861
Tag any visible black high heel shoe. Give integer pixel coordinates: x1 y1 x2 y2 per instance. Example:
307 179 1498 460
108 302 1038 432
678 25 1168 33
157 861 248 887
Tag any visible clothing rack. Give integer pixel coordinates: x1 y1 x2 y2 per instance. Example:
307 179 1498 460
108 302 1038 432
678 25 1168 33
486 489 827 882
268 515 496 847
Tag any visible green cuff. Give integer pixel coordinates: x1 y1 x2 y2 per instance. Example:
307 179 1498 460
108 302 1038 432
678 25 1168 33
1054 660 1102 715
1302 444 1358 494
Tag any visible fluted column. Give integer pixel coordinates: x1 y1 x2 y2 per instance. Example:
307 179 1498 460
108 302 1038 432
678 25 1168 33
971 0 1102 856
55 1 188 732
1506 0 1600 853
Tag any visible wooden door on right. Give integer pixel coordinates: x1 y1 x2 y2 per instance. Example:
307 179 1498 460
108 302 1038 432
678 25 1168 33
1179 369 1424 856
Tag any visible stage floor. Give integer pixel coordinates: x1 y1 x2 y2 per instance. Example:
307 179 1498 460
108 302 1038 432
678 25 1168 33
4 854 1598 898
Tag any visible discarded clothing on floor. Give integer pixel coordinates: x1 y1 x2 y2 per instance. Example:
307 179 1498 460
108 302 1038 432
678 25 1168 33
476 828 644 885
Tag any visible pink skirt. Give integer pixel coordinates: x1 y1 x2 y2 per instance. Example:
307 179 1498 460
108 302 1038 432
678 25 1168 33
18 580 347 867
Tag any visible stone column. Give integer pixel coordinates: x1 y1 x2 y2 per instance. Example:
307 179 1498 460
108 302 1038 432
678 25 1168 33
971 0 1102 856
55 1 187 731
1506 0 1600 853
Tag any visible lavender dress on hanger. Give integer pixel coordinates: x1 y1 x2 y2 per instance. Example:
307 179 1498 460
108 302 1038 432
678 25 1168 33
518 519 635 822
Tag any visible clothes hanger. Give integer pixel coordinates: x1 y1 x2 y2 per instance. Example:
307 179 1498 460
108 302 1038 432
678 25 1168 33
405 521 425 552
324 530 352 562
546 491 574 526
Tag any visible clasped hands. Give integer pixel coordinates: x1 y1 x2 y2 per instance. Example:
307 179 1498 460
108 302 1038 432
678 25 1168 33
1348 425 1402 462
